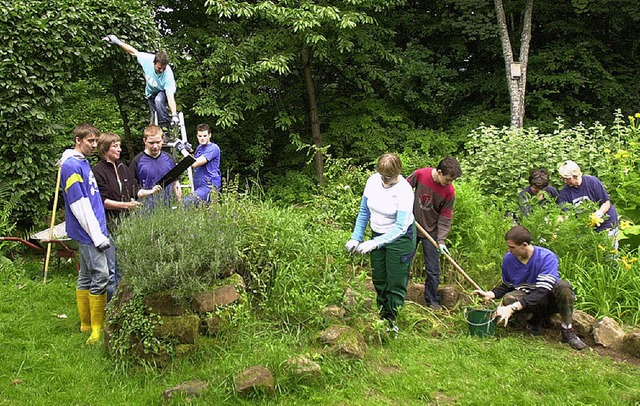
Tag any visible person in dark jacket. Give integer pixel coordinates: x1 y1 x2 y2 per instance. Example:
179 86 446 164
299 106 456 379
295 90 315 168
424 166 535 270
93 132 160 301
518 168 559 217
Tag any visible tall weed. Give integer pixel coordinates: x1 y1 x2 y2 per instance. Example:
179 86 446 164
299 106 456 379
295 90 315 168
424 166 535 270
315 156 371 230
444 178 513 289
462 118 620 199
0 181 24 256
231 194 351 330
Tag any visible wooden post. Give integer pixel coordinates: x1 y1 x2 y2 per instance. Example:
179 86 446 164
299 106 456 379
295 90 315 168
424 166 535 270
43 165 63 284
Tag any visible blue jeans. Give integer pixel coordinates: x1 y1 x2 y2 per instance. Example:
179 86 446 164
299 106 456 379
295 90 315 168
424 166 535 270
183 185 220 208
419 236 440 306
148 91 169 126
77 243 109 295
104 239 121 302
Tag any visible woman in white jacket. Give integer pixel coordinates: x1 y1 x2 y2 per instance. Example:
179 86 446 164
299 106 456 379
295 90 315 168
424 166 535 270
345 153 417 333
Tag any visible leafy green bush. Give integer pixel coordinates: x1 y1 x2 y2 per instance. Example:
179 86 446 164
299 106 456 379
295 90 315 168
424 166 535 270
0 182 23 256
0 0 158 226
263 169 318 206
597 113 640 224
461 118 621 199
443 178 513 289
314 157 371 230
114 204 240 300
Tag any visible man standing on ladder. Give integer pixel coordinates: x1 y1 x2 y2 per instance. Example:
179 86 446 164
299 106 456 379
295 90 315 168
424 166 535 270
102 34 181 132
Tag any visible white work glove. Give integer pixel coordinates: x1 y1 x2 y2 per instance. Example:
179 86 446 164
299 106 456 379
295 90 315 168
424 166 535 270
356 240 378 254
170 114 181 128
472 289 495 303
494 305 515 327
101 35 121 46
594 210 604 219
438 243 450 255
96 239 111 252
345 239 360 254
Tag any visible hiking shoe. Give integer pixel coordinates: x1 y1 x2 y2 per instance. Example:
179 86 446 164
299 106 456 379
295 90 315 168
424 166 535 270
561 327 587 350
427 303 443 311
526 314 543 336
526 321 542 336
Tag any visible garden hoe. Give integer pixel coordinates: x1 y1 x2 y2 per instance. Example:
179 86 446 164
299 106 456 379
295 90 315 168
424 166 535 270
413 221 484 292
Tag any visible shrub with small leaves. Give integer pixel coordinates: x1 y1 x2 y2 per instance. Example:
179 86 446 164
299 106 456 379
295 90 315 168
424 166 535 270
114 204 240 300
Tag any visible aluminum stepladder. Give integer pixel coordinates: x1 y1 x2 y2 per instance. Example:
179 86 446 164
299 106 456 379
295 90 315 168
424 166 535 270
154 111 194 194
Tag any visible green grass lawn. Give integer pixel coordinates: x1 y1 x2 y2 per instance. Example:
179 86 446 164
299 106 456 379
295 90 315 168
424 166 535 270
1 262 639 405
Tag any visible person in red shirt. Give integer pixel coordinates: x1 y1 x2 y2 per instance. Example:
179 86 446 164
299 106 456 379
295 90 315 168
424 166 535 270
406 157 462 310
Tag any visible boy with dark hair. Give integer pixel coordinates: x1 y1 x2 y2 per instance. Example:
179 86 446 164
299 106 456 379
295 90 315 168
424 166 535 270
518 168 559 216
406 157 462 310
102 35 179 129
184 123 221 205
59 123 110 344
474 225 587 350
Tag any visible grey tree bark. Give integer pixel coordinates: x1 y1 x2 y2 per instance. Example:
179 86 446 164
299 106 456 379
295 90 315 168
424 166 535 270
494 0 534 128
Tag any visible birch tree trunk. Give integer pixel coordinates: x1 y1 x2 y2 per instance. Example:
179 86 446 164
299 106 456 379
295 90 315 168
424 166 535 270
494 0 534 128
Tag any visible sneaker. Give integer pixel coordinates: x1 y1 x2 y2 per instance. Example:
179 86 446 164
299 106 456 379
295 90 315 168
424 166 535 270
526 321 542 336
427 303 443 311
385 321 399 338
561 327 587 350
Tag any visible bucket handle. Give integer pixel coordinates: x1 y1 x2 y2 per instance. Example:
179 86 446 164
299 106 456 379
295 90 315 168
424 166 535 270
464 308 496 327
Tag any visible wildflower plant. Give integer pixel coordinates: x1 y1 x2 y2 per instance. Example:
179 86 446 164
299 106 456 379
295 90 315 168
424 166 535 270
599 112 640 228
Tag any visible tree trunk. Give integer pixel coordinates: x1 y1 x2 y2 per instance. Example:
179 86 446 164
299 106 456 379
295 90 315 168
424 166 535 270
111 79 135 161
494 0 534 129
302 44 325 186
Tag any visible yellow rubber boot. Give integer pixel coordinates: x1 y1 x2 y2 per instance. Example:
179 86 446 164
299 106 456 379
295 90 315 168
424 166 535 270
86 293 107 345
76 290 91 333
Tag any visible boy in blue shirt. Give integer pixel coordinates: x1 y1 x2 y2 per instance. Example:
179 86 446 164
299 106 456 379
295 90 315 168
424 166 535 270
474 226 587 350
129 125 181 208
185 123 221 206
59 123 110 345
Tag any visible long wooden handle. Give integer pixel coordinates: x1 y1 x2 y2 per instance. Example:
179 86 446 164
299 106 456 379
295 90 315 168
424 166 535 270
43 165 63 284
414 221 484 292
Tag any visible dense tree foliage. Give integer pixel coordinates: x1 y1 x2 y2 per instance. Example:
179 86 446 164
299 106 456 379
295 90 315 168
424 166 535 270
0 0 158 227
2 0 639 226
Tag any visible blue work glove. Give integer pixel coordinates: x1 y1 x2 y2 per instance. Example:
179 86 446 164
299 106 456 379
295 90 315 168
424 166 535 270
170 114 181 128
101 35 121 46
356 240 378 254
97 239 111 252
345 239 360 254
438 243 450 256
